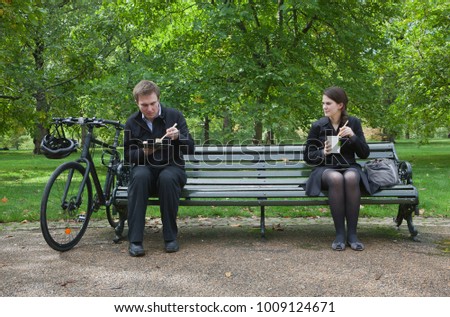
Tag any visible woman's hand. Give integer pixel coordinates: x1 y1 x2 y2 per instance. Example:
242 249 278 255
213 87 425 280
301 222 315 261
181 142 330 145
323 140 332 156
338 126 354 138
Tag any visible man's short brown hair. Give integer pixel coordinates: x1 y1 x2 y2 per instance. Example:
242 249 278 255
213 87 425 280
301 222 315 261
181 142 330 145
133 80 160 103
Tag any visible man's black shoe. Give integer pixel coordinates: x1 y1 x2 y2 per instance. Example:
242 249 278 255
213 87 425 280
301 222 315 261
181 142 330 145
129 242 145 257
164 240 179 253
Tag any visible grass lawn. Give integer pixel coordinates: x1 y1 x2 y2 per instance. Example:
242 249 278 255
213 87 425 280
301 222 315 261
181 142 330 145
0 139 449 223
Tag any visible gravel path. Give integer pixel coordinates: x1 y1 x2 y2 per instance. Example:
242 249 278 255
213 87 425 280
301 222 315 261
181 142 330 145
1 216 449 297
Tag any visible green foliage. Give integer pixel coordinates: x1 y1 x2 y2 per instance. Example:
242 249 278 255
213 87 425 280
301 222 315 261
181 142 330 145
374 0 449 142
1 0 448 147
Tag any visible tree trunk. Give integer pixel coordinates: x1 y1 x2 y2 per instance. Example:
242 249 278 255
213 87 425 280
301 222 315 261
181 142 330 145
203 115 210 145
33 88 49 154
223 112 234 145
253 121 263 145
32 35 49 154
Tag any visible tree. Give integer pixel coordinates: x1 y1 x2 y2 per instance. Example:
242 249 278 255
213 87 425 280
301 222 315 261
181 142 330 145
122 0 399 144
375 0 449 141
1 0 130 152
3 0 445 148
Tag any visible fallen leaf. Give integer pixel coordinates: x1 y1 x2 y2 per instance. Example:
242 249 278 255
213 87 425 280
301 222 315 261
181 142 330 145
60 280 76 287
1 197 7 203
272 223 284 231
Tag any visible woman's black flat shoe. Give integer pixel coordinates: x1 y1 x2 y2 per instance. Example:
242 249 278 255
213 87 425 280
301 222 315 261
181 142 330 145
347 241 365 251
331 241 346 251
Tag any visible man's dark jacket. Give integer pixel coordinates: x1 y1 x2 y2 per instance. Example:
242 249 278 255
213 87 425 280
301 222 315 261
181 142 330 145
124 104 195 168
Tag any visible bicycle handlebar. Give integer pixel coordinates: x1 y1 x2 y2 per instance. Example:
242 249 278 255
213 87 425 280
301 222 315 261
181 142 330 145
51 117 124 129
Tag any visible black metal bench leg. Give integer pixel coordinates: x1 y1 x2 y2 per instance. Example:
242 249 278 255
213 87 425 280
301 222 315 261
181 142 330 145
395 204 420 242
260 205 266 240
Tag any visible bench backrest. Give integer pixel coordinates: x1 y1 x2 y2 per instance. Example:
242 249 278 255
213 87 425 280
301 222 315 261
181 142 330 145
183 142 399 187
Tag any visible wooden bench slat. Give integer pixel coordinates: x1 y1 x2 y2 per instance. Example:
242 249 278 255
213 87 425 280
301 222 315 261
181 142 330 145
186 145 304 153
185 161 307 169
187 170 309 178
186 178 308 185
114 196 418 207
186 150 396 165
185 154 303 161
188 143 395 153
180 189 418 198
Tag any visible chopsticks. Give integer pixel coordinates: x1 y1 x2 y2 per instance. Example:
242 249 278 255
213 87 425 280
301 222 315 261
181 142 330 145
338 120 348 136
158 123 178 141
161 123 177 139
342 120 348 128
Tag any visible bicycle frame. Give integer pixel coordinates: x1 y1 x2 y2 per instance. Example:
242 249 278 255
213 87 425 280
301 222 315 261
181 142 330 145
58 118 124 214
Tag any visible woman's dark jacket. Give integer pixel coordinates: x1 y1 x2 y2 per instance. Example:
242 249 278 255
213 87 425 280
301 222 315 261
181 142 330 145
124 104 195 168
304 116 372 195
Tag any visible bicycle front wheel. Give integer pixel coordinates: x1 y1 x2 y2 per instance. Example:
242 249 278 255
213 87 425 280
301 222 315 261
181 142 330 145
40 162 93 251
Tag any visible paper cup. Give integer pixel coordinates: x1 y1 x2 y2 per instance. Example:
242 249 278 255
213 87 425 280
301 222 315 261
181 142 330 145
327 136 340 153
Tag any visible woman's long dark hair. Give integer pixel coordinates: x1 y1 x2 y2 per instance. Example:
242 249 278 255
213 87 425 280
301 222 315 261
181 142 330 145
323 86 349 126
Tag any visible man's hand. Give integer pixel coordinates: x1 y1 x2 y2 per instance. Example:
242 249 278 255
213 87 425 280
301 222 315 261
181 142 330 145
142 141 159 155
143 147 157 156
165 125 179 140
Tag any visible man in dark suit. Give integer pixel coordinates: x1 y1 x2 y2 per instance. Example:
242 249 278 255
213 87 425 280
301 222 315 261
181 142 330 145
124 80 195 256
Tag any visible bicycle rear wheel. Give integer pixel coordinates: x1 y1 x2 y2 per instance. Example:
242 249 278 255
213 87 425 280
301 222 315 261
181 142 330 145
103 172 118 228
105 173 128 241
40 162 93 251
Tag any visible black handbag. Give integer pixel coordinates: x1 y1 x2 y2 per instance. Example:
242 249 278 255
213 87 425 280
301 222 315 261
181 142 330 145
364 158 400 187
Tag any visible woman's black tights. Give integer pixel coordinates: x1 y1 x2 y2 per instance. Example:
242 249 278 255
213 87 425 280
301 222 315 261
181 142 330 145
321 168 362 245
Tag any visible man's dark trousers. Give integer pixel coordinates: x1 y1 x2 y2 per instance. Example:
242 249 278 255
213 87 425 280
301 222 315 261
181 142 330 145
127 164 187 243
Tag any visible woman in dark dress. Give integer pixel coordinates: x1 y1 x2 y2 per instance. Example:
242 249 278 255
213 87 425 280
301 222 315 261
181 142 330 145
304 87 371 251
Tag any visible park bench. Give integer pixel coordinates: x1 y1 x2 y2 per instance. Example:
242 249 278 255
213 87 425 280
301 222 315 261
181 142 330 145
113 142 419 240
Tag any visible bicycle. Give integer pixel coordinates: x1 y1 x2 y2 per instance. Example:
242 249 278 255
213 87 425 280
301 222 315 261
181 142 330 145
40 117 128 251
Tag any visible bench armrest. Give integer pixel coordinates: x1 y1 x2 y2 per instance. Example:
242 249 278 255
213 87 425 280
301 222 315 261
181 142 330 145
398 160 413 185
